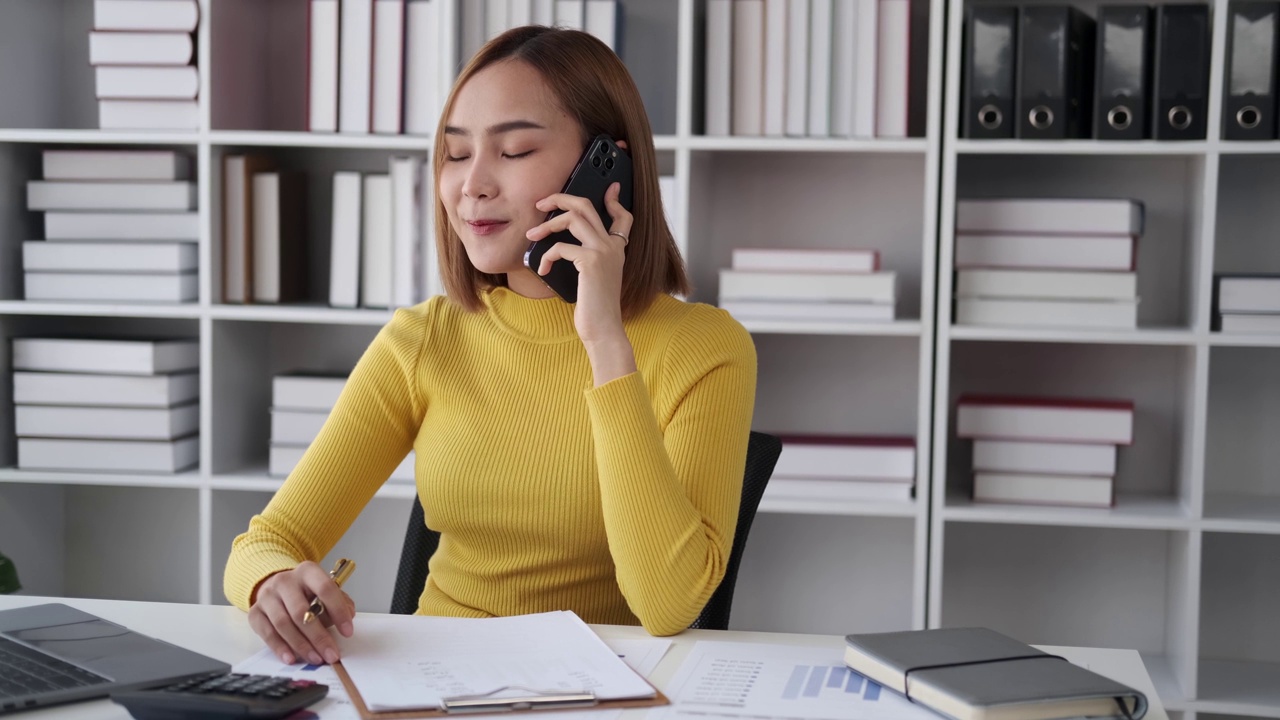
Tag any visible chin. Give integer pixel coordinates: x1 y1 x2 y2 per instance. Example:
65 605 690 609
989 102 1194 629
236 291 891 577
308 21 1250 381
462 242 526 276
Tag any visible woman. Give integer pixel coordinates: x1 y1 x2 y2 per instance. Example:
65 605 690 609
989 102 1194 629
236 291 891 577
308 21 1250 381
225 25 756 667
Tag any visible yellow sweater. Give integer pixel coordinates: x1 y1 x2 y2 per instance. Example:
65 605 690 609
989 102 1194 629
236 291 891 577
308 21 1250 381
224 287 757 636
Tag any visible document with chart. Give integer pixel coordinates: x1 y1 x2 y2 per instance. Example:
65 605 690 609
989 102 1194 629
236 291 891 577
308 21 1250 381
654 641 938 720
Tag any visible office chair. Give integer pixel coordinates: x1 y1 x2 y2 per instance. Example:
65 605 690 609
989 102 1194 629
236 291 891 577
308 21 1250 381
390 431 783 631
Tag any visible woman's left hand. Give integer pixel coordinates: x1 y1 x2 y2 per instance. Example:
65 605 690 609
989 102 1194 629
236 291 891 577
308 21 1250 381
526 181 633 345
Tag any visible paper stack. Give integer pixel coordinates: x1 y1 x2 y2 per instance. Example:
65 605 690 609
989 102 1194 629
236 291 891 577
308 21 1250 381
718 248 895 324
90 0 200 130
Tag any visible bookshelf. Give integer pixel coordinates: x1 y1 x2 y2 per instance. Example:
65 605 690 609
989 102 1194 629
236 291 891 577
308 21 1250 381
4 0 1277 716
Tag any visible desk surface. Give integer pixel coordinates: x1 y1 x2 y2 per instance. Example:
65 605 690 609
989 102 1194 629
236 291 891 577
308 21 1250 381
0 595 1169 720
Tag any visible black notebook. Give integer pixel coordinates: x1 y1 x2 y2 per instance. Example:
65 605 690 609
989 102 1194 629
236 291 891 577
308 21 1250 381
843 627 1148 720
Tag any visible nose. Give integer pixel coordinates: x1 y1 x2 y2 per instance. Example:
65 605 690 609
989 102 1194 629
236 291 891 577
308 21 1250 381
461 153 497 201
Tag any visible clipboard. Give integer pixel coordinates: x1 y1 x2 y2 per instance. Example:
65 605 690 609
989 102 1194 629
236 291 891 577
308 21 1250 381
333 661 670 719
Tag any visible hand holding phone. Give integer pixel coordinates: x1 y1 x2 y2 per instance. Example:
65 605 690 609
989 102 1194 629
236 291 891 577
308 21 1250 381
523 135 634 303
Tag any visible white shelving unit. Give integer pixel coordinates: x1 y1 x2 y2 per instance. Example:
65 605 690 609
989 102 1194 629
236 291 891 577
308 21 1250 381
930 0 1280 716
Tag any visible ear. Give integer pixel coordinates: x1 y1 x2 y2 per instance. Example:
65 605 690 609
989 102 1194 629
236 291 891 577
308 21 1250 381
616 140 628 151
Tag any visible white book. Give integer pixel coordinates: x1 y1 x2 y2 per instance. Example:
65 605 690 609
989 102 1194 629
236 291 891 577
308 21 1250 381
330 172 363 308
95 66 199 99
251 173 282 303
45 212 199 241
372 0 407 134
223 156 250 303
362 174 394 308
555 0 584 29
271 409 330 445
339 0 375 133
270 444 415 481
15 403 199 441
830 0 858 137
585 0 618 50
704 0 734 137
487 0 511 38
510 0 533 27
973 472 1114 509
784 0 808 136
719 269 895 303
955 199 1145 236
42 150 191 181
1219 313 1280 333
27 181 195 211
956 397 1134 444
88 31 193 64
956 270 1137 301
12 338 199 375
99 99 199 130
418 157 444 298
461 0 486 62
954 233 1137 271
853 0 878 137
876 0 909 137
731 248 879 273
532 0 554 25
764 478 914 503
720 300 895 322
23 241 197 274
94 0 200 31
973 440 1117 477
273 374 348 411
775 439 915 480
955 297 1138 329
732 0 765 136
807 0 832 137
404 0 442 135
1218 277 1280 313
14 371 199 408
309 0 341 132
763 0 788 136
19 437 199 473
24 272 197 303
658 175 682 257
390 157 421 307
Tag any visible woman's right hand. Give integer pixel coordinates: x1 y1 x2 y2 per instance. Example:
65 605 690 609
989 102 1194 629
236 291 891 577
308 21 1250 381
247 561 356 666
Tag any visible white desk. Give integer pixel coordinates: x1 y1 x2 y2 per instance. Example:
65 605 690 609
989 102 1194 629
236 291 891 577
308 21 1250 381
0 595 1169 719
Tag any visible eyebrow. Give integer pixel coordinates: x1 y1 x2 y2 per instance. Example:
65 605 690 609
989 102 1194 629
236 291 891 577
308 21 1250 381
443 120 546 137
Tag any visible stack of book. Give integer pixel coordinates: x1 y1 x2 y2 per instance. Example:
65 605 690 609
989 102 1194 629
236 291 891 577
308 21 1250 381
12 338 200 474
90 0 200 130
718 248 895 323
1213 275 1280 334
460 0 621 65
764 435 915 503
954 198 1144 329
270 373 415 483
956 395 1135 508
24 149 198 303
704 0 922 138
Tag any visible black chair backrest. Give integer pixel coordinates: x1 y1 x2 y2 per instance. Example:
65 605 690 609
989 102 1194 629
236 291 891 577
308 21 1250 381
390 431 783 630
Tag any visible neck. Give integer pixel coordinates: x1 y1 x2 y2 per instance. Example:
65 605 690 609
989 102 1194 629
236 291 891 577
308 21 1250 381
504 268 558 300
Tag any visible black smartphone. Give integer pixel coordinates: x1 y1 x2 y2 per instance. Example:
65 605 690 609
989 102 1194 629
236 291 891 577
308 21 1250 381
523 134 634 303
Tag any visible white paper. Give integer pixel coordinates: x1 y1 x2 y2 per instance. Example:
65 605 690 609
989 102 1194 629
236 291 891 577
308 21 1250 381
338 611 657 712
652 641 937 720
234 631 670 720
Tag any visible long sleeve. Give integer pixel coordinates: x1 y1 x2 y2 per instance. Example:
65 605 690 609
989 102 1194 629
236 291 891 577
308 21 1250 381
584 307 757 635
223 306 432 611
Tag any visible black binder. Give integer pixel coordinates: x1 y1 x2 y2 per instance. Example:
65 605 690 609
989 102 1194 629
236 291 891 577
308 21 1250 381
962 5 1018 139
1223 1 1280 140
1094 5 1153 140
1016 5 1095 139
1152 4 1211 140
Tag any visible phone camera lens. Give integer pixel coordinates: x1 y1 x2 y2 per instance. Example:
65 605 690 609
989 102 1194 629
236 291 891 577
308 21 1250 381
605 158 615 170
591 156 602 167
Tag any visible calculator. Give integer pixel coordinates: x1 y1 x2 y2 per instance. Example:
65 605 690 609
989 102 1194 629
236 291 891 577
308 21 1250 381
110 671 328 720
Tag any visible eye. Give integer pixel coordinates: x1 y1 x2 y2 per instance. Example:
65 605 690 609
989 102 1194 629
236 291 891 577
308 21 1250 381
445 154 470 162
502 150 534 159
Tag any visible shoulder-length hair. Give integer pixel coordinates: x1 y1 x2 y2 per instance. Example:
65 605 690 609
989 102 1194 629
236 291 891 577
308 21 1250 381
432 25 689 317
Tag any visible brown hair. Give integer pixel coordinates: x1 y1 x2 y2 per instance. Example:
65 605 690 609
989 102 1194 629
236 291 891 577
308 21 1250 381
432 26 689 317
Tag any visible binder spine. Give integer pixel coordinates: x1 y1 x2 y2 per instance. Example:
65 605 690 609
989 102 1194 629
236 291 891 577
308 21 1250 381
1095 5 1153 140
1016 5 1094 139
1223 1 1280 140
962 5 1018 139
1152 3 1211 140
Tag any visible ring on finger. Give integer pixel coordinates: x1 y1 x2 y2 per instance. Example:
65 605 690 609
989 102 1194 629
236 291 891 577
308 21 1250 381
608 231 629 245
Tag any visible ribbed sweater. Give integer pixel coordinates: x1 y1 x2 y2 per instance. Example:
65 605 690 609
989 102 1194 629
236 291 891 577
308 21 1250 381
224 287 757 636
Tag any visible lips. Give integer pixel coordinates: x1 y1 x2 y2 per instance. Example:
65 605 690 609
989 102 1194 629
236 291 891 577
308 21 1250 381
466 219 509 236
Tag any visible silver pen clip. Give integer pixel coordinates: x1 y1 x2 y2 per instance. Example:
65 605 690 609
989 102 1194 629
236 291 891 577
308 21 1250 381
441 685 598 714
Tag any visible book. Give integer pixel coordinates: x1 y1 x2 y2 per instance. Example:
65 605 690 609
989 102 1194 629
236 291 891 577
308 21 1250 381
372 0 407 134
843 627 1148 720
223 155 276 304
404 0 442 135
1219 313 1280 333
251 171 309 304
774 435 916 480
972 440 1117 476
362 174 394 308
94 0 200 31
23 242 197 274
731 248 880 273
42 150 191 181
24 272 197 303
732 0 765 136
45 212 199 241
88 31 194 64
719 270 896 303
877 0 910 137
719 300 895 322
807 0 833 137
973 472 1115 508
27 181 196 211
955 270 1137 301
704 0 733 136
1216 275 1280 313
954 233 1136 271
784 0 807 137
309 0 341 132
331 172 363 308
854 0 878 137
14 371 199 408
98 100 199 130
273 373 348 411
339 0 375 133
955 199 1145 236
95 66 199 99
584 0 618 51
15 403 199 441
12 338 199 375
763 478 914 503
390 157 423 307
18 437 199 473
271 409 330 445
762 0 786 137
956 395 1135 445
955 298 1138 329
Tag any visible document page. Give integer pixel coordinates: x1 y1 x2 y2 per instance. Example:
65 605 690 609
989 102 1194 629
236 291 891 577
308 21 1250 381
336 611 658 712
653 641 938 720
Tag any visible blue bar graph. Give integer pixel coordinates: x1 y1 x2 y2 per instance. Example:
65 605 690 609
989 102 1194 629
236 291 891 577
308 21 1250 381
864 681 882 701
802 666 827 697
827 666 848 688
782 665 808 700
844 670 864 694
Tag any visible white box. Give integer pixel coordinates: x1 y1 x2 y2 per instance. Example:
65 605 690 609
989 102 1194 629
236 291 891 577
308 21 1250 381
13 371 199 408
18 437 199 473
957 396 1135 445
15 403 199 440
13 338 199 375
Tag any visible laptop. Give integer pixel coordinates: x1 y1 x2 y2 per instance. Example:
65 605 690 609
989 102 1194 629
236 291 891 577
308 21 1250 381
0 603 230 714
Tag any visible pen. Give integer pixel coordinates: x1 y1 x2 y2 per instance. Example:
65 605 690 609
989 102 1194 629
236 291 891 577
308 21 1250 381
302 557 356 625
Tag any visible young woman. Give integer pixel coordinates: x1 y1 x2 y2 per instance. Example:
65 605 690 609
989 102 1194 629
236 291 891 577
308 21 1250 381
225 25 756 667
